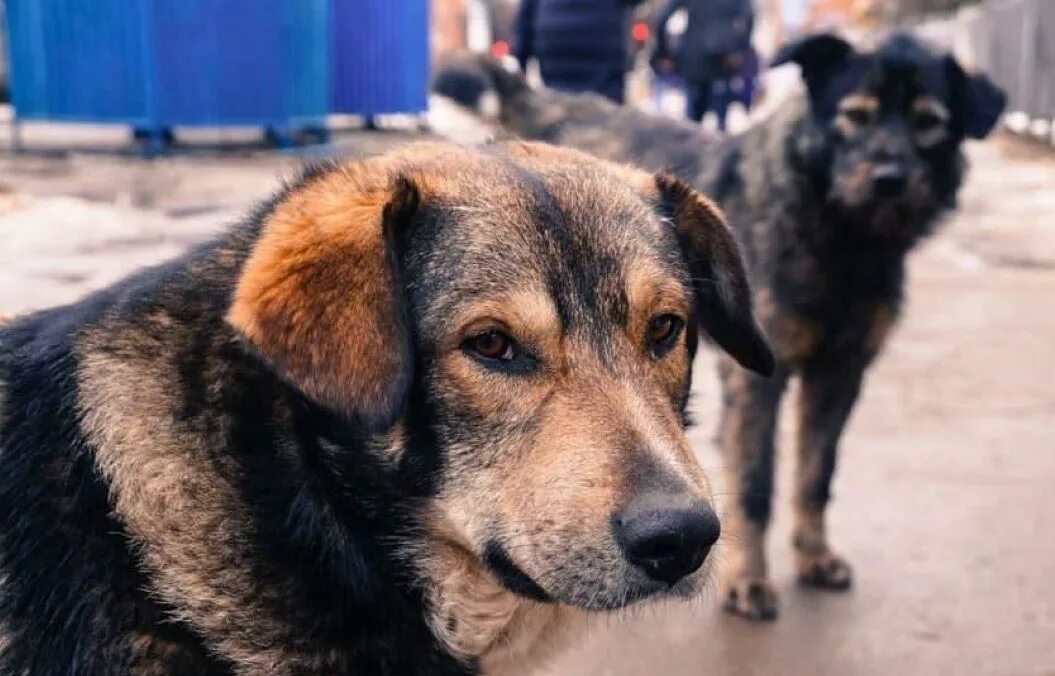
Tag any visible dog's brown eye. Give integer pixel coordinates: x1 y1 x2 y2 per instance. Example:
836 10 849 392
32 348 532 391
842 107 874 126
465 330 516 361
914 112 942 132
647 314 684 356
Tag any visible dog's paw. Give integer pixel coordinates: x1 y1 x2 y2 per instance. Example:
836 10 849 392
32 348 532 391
796 550 853 591
723 578 779 621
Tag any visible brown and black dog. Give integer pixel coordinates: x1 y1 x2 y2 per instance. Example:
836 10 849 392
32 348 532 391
434 31 1006 620
0 141 773 674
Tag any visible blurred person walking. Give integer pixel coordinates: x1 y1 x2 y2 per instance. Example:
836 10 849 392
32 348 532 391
652 0 755 128
512 0 642 104
707 43 761 131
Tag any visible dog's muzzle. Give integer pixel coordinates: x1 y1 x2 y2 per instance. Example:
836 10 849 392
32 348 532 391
870 162 908 197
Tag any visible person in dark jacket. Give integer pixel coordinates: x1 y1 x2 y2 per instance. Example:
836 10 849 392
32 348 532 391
512 0 638 104
652 0 755 124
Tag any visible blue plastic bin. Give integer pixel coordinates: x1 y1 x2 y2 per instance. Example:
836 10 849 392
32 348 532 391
5 0 329 142
331 0 429 117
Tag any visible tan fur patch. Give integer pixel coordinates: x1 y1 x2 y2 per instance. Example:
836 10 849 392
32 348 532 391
835 93 879 137
865 302 898 354
445 290 562 357
913 96 950 122
913 96 951 148
625 263 691 340
719 508 768 580
418 515 589 675
791 503 827 556
838 156 878 198
363 420 409 467
838 93 880 113
76 337 301 673
755 289 821 364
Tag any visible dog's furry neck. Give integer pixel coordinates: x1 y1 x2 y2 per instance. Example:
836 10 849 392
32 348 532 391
417 537 589 675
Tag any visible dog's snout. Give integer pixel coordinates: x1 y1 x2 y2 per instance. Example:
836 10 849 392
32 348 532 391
870 162 907 196
614 496 720 586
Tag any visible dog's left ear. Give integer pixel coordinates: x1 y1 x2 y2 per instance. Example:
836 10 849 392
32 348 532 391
657 174 775 376
228 167 419 432
771 33 855 101
944 56 1006 139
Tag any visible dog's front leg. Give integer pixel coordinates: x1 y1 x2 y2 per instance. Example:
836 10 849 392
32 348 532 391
792 361 865 591
717 357 788 621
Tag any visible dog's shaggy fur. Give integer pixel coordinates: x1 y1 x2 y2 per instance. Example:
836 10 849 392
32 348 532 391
434 32 1006 620
0 141 773 674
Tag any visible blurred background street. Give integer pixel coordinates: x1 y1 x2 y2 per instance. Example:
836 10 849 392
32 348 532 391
0 0 1053 673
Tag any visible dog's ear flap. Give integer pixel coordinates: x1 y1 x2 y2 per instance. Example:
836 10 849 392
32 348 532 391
771 33 855 97
944 56 1006 139
228 168 418 432
657 174 775 376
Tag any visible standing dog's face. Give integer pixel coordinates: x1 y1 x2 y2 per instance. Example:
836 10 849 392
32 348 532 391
774 33 1006 240
228 142 773 613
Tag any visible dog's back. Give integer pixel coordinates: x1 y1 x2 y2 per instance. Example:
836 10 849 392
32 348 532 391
433 54 722 186
0 249 238 673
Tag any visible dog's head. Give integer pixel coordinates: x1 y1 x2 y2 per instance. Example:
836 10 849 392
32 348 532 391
228 142 773 614
773 32 1005 242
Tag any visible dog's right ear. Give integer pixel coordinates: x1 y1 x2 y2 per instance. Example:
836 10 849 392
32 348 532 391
657 174 775 376
944 55 1006 139
228 165 418 432
771 33 855 99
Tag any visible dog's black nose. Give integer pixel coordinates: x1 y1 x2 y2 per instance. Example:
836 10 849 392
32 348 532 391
871 163 907 196
614 497 720 586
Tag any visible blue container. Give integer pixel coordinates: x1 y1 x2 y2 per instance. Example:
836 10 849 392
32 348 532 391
331 0 429 117
5 1 151 123
5 0 329 133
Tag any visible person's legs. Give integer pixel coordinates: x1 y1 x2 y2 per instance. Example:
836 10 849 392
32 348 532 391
685 79 711 122
712 80 733 132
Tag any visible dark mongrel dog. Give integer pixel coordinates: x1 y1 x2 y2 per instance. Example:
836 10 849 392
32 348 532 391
434 33 1006 620
0 142 773 674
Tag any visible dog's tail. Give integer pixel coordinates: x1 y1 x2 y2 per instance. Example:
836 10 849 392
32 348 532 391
432 52 530 118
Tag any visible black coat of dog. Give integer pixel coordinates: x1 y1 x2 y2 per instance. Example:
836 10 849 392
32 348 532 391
434 32 1006 620
0 142 773 673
